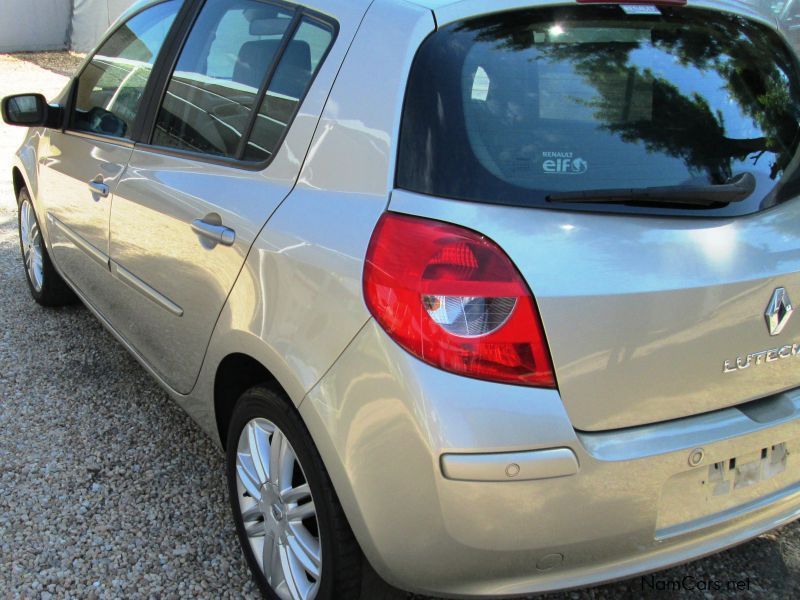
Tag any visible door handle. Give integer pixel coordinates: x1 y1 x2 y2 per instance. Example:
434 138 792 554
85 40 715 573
88 180 109 197
191 219 236 246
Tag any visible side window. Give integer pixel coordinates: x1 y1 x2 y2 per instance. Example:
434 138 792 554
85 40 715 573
71 0 181 138
151 0 294 158
243 16 334 162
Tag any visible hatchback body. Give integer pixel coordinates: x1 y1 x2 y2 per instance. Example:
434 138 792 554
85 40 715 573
5 0 800 598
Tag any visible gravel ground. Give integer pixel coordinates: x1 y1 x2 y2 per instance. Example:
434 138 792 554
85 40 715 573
11 52 86 77
1 52 799 599
0 52 261 600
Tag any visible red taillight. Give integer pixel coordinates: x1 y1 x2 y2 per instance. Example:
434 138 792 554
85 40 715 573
363 213 556 388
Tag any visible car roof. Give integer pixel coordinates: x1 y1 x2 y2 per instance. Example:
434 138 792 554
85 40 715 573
127 0 461 14
121 0 777 20
411 0 778 28
117 0 779 35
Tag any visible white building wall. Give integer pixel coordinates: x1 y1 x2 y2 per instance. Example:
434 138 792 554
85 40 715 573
69 0 138 52
0 0 72 52
0 0 138 53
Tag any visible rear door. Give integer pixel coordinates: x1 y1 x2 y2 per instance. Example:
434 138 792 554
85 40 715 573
394 3 800 430
106 0 368 394
38 0 182 308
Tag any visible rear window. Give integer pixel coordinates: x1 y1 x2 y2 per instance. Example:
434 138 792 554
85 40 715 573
397 5 800 216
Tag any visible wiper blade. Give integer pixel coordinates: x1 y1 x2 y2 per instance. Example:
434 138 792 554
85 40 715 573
546 172 756 207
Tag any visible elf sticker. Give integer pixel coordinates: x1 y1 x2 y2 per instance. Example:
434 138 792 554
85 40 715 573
542 151 589 175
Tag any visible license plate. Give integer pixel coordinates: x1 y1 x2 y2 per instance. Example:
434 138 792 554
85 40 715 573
656 439 797 536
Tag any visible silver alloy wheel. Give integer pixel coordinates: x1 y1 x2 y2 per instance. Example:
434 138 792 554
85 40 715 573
236 418 322 600
19 198 44 292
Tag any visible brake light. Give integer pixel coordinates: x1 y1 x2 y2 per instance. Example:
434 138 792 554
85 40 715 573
363 213 556 388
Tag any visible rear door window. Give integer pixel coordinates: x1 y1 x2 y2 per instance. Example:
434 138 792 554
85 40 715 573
151 0 294 158
398 5 800 217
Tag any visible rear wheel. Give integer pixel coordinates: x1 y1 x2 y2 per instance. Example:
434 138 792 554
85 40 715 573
17 188 75 306
226 386 362 600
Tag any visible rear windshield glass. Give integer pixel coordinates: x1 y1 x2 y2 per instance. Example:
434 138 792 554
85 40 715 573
397 6 800 217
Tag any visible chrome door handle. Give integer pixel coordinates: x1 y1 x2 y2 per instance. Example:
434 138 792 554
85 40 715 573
191 219 236 246
88 180 109 197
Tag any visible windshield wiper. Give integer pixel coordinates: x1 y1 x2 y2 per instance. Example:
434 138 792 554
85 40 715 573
546 172 756 207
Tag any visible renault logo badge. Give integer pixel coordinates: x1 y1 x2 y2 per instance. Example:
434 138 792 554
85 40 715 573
765 288 793 337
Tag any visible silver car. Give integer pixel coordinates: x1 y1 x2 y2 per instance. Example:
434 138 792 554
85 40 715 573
4 0 800 598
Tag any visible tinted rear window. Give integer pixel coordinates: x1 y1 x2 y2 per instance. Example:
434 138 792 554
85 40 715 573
397 6 800 217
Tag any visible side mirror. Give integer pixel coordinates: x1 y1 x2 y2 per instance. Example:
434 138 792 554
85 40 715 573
2 93 63 128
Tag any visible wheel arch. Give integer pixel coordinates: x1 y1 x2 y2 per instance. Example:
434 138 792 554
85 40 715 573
13 134 40 202
214 353 283 449
12 166 26 199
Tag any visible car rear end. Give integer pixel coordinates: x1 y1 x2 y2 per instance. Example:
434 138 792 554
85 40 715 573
302 0 800 596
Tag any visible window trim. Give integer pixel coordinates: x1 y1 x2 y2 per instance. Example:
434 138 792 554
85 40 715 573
136 0 339 172
233 9 303 160
130 0 201 141
63 0 190 146
62 129 136 148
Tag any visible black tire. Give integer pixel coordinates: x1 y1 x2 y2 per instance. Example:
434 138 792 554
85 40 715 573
226 385 362 600
17 187 76 307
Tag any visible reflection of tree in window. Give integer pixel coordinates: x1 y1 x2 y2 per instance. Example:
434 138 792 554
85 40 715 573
460 8 800 184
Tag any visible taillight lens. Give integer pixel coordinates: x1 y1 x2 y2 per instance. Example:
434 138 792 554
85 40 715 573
363 213 556 388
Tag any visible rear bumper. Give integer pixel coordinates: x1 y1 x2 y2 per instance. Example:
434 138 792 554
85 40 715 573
299 320 800 597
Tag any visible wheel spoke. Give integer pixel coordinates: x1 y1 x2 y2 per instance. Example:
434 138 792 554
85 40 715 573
241 504 262 523
280 443 298 494
281 538 314 600
245 518 266 537
20 203 29 236
263 533 282 586
285 530 321 578
20 217 28 246
236 453 262 501
280 483 310 504
287 501 315 522
273 578 293 600
29 220 40 244
25 205 36 242
19 200 44 292
269 428 286 488
248 421 271 485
